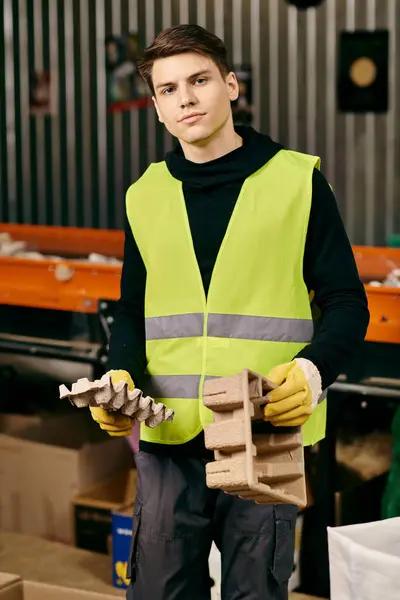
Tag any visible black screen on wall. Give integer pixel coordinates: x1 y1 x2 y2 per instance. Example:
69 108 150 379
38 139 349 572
337 30 389 113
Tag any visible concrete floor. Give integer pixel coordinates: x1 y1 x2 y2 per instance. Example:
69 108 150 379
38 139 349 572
0 533 325 599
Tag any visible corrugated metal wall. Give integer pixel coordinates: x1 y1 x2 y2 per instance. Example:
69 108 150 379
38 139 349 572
1 0 399 243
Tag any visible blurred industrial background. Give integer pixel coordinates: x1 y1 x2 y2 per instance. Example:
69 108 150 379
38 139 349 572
1 0 399 242
1 1 400 599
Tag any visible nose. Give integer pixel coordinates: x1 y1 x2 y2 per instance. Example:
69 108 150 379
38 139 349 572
178 84 197 109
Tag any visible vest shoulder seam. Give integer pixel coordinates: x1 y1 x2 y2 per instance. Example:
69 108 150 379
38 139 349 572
281 149 321 171
126 161 168 202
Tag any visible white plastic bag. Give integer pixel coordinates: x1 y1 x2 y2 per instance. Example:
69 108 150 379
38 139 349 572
328 517 400 600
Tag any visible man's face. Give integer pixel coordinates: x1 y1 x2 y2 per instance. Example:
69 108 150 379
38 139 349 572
152 52 239 145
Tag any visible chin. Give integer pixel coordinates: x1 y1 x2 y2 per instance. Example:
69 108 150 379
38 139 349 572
182 125 217 145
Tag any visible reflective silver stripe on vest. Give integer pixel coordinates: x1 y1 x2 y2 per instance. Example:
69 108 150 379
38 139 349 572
207 314 314 343
146 313 313 343
144 374 201 399
145 313 204 340
143 375 327 402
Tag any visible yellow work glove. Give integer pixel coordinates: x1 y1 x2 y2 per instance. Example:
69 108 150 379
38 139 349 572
89 370 134 437
263 359 322 427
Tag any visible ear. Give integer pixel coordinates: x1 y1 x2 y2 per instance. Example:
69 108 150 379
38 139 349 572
152 96 164 123
226 72 239 102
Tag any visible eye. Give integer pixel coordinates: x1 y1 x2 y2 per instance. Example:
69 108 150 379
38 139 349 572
194 77 208 85
161 87 174 95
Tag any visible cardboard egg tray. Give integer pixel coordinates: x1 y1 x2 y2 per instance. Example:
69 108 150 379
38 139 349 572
203 369 307 508
59 372 174 428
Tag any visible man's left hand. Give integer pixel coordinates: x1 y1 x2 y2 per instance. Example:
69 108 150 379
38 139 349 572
263 359 322 427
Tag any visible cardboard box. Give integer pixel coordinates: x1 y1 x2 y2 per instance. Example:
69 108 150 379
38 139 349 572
111 503 133 589
0 532 124 597
73 470 137 554
0 414 133 544
0 414 42 434
0 573 121 599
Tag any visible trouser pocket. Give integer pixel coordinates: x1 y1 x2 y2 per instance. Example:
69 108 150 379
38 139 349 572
270 505 297 586
126 500 142 582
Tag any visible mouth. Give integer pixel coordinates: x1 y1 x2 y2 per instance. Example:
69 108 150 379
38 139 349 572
179 112 206 124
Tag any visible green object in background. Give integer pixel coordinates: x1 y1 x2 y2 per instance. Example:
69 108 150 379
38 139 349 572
382 406 400 518
387 234 400 248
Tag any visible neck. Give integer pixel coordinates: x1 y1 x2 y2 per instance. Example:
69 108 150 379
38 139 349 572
179 117 243 163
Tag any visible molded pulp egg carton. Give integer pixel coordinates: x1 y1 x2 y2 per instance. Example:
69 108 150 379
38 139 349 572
59 372 174 428
203 369 307 508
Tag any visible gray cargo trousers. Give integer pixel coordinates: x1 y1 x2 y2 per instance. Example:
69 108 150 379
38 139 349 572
126 451 297 600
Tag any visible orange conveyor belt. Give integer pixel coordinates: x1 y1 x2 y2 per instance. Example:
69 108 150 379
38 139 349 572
0 224 123 314
1 224 399 345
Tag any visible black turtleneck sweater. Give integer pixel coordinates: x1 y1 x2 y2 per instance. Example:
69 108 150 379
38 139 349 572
108 126 370 457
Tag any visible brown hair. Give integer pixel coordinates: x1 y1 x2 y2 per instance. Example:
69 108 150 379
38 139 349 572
137 24 231 94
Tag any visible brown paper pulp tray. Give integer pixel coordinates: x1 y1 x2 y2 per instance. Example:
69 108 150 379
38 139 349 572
203 369 307 508
59 372 174 428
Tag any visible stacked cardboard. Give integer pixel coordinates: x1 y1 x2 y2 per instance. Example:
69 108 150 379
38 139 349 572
0 413 133 544
0 533 124 597
0 573 121 600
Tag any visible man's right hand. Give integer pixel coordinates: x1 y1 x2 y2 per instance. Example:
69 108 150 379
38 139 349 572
89 369 135 437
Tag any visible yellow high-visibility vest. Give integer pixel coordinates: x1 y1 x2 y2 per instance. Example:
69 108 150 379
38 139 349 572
126 149 327 447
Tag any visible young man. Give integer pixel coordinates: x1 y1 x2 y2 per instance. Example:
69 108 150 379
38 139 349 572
90 25 369 600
